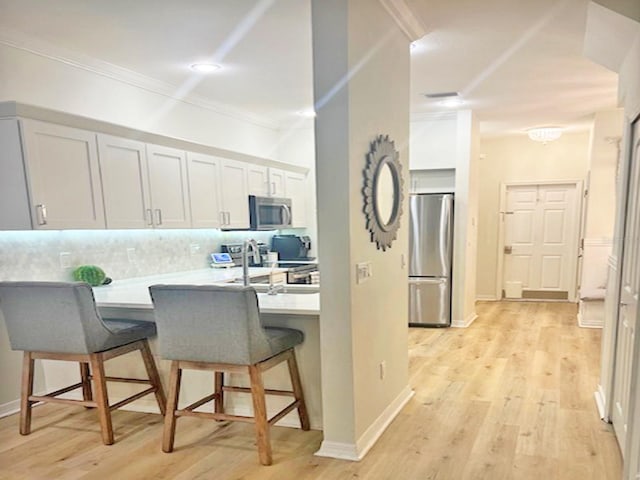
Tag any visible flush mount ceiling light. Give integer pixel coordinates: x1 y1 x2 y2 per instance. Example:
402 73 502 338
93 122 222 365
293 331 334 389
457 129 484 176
527 127 563 144
189 63 222 73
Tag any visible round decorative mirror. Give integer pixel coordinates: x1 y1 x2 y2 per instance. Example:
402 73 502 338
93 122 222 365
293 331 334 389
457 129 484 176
362 135 404 251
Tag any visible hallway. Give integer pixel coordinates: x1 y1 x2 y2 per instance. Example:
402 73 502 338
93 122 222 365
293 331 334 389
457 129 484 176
0 301 622 479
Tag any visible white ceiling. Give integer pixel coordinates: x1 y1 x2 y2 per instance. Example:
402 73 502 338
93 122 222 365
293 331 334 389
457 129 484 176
0 0 620 136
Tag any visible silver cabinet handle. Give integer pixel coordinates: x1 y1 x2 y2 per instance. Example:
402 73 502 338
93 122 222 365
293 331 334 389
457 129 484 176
35 204 47 225
219 211 225 226
271 182 276 196
226 212 231 225
146 209 153 226
155 209 162 225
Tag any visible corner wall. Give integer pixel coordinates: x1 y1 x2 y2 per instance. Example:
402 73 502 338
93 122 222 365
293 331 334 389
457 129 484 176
312 0 411 459
476 132 591 299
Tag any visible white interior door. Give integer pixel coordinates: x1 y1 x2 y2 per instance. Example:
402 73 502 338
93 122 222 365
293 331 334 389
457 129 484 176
503 183 579 300
612 121 640 461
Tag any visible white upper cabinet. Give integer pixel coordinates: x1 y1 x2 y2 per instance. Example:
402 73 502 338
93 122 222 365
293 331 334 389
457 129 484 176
247 164 270 197
20 120 105 229
219 159 250 229
146 144 191 229
99 136 191 229
268 168 287 198
284 171 308 227
186 152 223 229
98 135 151 229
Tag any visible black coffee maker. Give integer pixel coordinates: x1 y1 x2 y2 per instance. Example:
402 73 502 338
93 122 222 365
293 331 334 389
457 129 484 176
271 235 312 261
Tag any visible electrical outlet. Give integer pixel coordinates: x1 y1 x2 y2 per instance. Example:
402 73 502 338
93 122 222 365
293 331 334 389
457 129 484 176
190 243 201 255
59 252 71 269
356 261 373 284
126 247 136 264
379 361 386 380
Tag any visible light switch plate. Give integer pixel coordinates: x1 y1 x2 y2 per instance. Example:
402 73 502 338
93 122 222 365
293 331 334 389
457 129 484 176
59 252 71 269
356 261 373 284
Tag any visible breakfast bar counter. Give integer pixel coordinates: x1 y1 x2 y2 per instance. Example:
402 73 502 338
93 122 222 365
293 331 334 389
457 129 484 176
43 268 323 430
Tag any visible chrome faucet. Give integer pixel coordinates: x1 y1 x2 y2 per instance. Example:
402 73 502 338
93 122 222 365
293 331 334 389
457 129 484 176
242 239 261 287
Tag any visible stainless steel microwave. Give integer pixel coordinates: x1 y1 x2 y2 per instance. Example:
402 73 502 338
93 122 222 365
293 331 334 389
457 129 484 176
249 195 292 230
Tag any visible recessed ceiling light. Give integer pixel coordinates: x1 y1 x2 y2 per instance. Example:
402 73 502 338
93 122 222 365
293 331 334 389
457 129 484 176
297 109 316 118
190 63 222 73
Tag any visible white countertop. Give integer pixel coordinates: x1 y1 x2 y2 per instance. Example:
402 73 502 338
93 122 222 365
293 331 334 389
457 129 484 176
93 267 320 316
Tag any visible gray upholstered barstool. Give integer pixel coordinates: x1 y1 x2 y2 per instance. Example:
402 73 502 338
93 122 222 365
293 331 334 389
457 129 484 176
0 281 166 445
149 284 310 465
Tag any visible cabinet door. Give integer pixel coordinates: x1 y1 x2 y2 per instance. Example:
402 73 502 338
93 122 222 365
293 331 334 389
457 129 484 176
285 171 308 227
146 144 191 229
247 164 269 196
220 159 250 228
21 120 105 229
187 152 223 228
98 134 152 229
268 168 286 198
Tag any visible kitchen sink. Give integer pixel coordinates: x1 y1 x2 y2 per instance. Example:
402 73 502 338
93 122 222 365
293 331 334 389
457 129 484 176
222 280 318 294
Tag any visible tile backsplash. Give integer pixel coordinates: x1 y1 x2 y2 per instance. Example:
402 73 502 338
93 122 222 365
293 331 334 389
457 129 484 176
0 229 274 282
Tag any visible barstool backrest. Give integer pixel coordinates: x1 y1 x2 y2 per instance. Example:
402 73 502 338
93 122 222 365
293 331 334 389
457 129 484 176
149 285 273 364
0 281 115 354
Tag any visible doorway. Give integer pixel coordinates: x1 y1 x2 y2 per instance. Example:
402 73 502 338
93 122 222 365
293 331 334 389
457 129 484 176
497 181 583 301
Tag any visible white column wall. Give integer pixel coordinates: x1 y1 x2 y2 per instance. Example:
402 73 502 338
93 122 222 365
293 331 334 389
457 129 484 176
312 0 411 459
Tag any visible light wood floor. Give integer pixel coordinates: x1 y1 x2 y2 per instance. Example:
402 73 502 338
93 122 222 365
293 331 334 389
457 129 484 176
0 301 622 479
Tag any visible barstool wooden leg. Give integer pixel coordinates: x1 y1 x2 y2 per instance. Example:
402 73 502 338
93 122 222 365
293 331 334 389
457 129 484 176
89 353 114 445
214 372 224 414
163 361 182 453
286 350 310 431
139 340 167 415
249 364 272 466
20 352 34 435
79 362 93 404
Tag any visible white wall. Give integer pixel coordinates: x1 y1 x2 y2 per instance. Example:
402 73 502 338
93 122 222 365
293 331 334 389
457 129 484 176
476 132 591 299
452 111 480 325
312 0 411 459
0 43 281 160
581 109 623 298
409 112 457 170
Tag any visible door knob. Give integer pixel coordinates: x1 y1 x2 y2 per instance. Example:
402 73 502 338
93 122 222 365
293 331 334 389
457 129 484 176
504 246 513 254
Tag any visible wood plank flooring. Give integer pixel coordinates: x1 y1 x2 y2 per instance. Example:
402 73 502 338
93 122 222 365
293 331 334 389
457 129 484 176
0 301 622 479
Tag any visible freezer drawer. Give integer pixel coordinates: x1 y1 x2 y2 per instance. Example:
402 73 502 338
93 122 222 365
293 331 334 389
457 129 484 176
409 277 450 326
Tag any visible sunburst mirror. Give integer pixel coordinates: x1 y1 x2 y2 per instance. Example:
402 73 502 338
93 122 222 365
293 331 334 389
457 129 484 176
362 135 404 251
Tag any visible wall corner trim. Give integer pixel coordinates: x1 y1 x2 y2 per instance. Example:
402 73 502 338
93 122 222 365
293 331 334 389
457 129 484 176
451 312 478 328
378 0 427 41
594 385 609 421
315 385 414 461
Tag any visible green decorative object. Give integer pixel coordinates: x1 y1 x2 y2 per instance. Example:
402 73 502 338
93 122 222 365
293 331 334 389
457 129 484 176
73 265 108 286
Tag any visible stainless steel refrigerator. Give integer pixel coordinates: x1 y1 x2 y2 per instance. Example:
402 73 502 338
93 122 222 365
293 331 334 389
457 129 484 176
408 193 454 326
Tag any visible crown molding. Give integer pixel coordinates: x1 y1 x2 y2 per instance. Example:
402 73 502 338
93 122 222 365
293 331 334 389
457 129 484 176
379 0 427 41
0 28 280 130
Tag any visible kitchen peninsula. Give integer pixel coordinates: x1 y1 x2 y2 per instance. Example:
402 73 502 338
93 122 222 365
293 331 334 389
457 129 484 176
43 267 322 430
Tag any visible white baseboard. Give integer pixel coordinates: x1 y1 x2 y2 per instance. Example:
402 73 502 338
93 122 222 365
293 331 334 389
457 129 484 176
315 385 414 461
595 385 610 422
314 441 360 461
577 312 604 329
476 295 498 301
451 312 477 328
0 398 20 419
